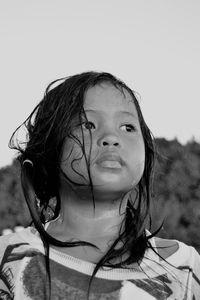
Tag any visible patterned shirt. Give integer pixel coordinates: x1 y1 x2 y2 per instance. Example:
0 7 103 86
0 227 200 299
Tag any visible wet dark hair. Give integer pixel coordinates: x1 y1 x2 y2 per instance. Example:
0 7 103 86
9 71 157 299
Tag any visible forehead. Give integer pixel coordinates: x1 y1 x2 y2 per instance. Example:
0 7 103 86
84 83 138 116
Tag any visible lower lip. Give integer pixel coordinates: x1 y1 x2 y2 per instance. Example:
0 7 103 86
97 160 122 169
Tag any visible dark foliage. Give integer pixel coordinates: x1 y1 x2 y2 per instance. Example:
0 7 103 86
152 138 200 252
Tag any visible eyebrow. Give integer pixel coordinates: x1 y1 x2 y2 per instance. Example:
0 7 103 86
84 109 138 118
119 111 138 118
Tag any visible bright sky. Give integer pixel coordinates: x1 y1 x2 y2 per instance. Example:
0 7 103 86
0 0 200 167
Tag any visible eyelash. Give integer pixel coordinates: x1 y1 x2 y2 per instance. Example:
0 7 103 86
82 122 136 133
82 121 96 130
121 124 136 132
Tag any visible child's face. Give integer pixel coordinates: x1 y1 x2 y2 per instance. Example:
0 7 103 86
61 83 145 195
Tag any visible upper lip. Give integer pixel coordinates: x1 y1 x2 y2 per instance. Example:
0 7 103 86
95 152 124 165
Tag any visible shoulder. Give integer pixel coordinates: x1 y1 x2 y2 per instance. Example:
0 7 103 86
0 231 22 248
0 227 43 256
153 236 200 266
0 229 28 256
154 237 179 259
0 228 45 298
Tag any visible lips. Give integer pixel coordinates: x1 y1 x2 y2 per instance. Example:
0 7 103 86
95 153 124 168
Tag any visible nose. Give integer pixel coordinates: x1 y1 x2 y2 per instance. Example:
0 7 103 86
98 133 120 147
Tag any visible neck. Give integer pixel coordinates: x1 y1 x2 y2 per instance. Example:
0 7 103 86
55 183 130 247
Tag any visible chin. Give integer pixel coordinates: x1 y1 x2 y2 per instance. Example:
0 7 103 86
92 177 134 194
91 168 139 188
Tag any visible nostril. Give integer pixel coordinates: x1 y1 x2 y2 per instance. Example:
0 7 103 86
102 141 119 146
102 141 109 146
100 135 120 147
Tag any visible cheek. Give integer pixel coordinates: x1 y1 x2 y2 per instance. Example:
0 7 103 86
127 139 145 178
60 139 90 183
130 159 145 185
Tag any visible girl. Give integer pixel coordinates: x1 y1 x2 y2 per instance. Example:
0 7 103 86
0 71 200 299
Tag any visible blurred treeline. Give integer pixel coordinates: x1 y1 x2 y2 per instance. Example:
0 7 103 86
0 138 200 252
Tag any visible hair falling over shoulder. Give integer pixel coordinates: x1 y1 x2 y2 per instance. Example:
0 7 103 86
9 71 157 298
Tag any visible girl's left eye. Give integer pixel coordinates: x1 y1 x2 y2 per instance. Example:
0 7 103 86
120 124 136 132
82 121 96 130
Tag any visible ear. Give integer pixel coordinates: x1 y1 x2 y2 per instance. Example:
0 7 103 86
41 196 57 223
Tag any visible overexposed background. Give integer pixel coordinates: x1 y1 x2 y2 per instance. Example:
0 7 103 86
0 0 200 167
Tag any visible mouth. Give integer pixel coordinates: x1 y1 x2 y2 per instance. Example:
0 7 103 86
95 153 124 169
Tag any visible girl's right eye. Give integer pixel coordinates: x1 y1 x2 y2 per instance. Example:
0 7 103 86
82 121 96 130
